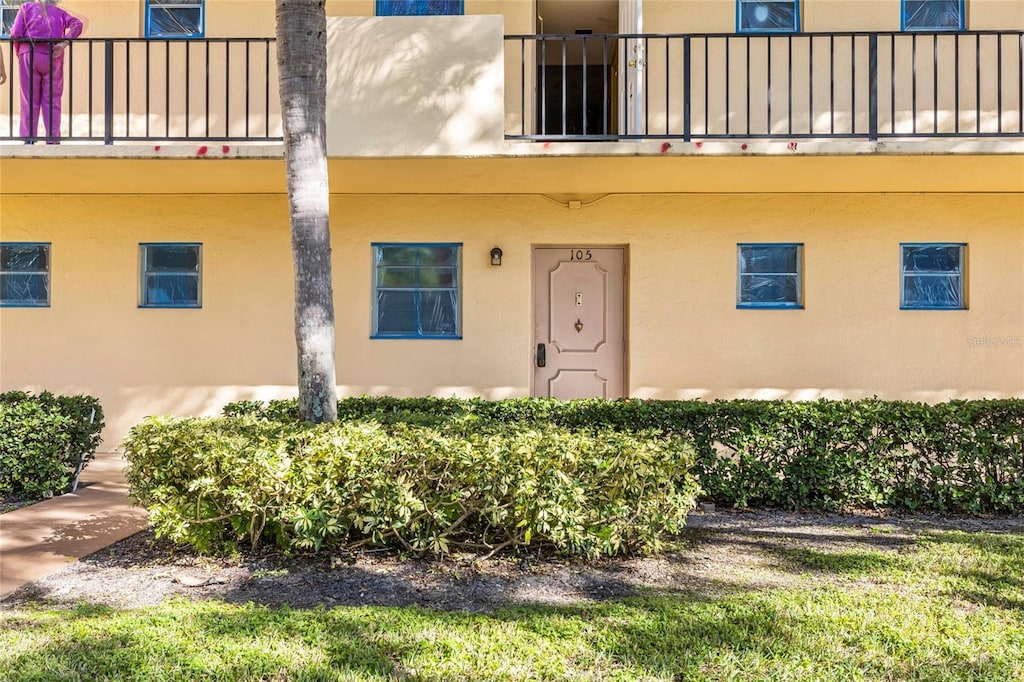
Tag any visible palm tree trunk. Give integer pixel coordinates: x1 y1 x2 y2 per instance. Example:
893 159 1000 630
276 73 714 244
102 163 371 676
276 0 337 423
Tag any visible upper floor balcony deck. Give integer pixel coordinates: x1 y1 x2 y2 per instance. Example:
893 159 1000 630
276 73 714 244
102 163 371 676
1 20 1022 157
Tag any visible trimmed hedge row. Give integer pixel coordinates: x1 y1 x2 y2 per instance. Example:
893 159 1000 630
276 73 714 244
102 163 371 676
0 391 105 499
123 416 700 557
225 397 1024 513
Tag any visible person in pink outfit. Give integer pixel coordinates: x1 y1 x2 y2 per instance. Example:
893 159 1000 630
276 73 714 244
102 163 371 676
10 0 83 143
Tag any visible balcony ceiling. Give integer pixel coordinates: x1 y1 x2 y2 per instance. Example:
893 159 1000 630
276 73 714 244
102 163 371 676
537 0 619 34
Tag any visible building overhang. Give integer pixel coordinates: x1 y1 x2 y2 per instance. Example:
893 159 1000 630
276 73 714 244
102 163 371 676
1 140 1022 195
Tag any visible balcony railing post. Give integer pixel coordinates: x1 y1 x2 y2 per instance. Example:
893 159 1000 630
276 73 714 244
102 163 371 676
683 35 691 142
869 33 878 141
103 39 114 145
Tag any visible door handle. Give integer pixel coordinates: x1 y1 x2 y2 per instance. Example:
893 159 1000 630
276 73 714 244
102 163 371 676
536 343 546 367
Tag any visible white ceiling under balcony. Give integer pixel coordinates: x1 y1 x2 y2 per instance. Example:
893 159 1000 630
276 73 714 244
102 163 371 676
536 0 619 35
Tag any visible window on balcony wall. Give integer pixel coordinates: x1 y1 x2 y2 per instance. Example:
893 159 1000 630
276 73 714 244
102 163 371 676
372 243 461 338
146 0 204 38
376 1 464 16
0 0 24 38
737 243 804 308
737 0 800 34
902 0 965 31
1 243 50 307
140 243 202 308
900 243 966 309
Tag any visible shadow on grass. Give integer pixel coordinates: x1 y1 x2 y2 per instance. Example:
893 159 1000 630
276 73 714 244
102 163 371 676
678 525 911 579
4 590 1021 681
919 530 1024 612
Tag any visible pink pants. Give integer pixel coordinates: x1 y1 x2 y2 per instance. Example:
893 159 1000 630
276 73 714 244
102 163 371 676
18 49 65 143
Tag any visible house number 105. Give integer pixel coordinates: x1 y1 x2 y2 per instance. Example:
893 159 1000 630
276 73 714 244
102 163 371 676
570 249 593 261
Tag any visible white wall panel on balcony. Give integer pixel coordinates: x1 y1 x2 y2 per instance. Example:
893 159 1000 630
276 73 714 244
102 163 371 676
326 15 505 156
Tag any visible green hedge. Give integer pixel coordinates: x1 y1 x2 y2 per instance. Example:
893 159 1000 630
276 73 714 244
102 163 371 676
123 417 700 557
0 391 105 500
224 397 1024 514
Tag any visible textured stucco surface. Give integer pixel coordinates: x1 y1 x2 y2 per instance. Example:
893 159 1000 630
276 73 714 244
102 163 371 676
2 191 1021 448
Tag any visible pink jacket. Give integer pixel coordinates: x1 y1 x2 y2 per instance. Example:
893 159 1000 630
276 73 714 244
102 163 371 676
11 2 84 58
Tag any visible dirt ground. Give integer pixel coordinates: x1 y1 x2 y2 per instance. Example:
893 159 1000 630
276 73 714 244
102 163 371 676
3 509 1022 612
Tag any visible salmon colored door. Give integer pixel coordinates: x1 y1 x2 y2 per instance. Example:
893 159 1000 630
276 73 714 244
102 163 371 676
533 246 626 399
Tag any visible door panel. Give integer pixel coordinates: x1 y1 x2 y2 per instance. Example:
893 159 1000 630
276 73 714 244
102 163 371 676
533 247 626 399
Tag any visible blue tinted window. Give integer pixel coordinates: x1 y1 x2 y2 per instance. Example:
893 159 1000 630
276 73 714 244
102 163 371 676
373 244 461 338
738 0 799 34
140 243 201 308
376 1 463 16
902 0 964 31
1 0 22 39
738 244 803 308
146 0 204 39
901 243 966 309
0 242 50 307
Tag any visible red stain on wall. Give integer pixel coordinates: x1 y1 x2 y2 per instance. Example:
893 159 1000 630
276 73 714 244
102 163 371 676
741 143 748 151
154 145 161 152
222 145 230 154
197 145 208 156
660 142 672 153
694 141 703 149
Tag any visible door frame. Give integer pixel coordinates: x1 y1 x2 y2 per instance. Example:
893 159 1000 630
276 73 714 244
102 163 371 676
529 244 630 398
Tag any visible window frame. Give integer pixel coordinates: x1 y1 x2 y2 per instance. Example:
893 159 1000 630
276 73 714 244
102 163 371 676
139 242 203 309
900 242 967 310
371 242 462 339
375 0 464 17
145 0 205 39
0 0 25 39
736 0 801 35
901 0 965 32
737 242 804 309
0 241 51 308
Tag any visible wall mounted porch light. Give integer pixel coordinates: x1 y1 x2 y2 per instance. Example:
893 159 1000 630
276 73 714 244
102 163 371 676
490 247 503 266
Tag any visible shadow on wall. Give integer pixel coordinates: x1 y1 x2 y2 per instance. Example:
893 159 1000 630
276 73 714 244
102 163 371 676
326 15 505 156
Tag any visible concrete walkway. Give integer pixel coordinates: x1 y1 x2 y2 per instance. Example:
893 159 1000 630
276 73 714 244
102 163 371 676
0 452 149 598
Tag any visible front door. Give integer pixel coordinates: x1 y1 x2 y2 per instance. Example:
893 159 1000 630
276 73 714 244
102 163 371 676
533 246 626 399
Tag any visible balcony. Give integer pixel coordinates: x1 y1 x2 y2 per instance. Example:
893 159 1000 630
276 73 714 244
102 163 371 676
0 38 281 144
507 30 1024 141
0 29 1022 149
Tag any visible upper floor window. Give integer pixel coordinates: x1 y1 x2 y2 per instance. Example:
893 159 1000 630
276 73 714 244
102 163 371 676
737 243 804 309
376 1 464 16
1 242 50 307
0 0 24 38
737 0 800 34
146 0 204 39
140 243 202 308
902 0 964 31
900 243 966 309
372 243 461 338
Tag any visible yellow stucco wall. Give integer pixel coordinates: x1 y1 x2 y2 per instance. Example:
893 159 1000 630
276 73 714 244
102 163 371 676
39 0 1024 39
326 15 506 156
2 184 1021 449
39 0 533 38
4 1 1021 143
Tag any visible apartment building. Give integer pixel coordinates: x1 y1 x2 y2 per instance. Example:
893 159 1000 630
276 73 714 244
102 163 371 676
1 0 1022 447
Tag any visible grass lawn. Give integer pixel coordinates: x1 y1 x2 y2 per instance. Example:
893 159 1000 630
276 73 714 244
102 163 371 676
2 528 1022 681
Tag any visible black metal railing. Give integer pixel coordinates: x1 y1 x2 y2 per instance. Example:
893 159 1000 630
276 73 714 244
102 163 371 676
0 38 281 143
505 31 1024 141
3 32 1020 146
